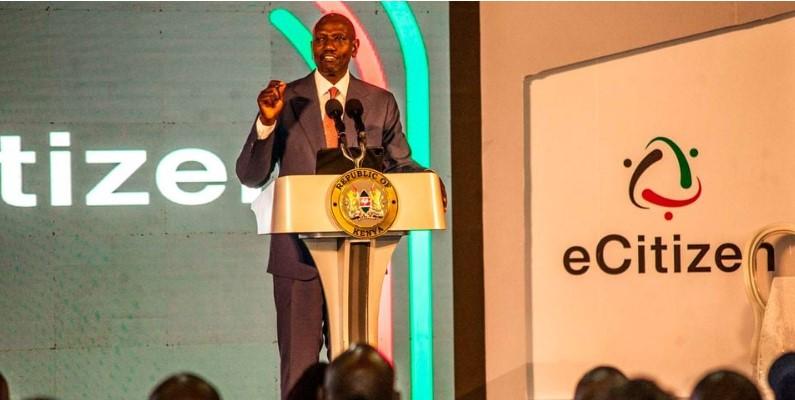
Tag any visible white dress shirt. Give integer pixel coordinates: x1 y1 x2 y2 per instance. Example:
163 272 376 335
256 70 351 140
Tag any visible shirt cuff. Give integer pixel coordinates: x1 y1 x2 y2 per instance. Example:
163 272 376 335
256 116 276 140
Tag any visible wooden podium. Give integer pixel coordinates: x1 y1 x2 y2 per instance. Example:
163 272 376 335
253 172 446 358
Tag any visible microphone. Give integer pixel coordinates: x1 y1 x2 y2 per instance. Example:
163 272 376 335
345 99 365 134
325 98 346 135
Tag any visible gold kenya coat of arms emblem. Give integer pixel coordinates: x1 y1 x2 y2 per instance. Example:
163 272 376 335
329 168 399 239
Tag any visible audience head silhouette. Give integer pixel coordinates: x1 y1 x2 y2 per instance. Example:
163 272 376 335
574 365 628 400
690 369 760 400
322 343 394 400
149 373 221 400
769 352 795 400
0 373 8 400
287 362 328 400
609 378 674 400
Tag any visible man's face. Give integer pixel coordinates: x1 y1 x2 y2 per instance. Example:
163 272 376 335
312 15 359 83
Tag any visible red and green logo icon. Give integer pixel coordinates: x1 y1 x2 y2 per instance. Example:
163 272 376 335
624 137 702 221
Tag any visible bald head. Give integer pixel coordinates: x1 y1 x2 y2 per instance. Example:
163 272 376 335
314 13 356 41
149 373 221 400
574 366 628 400
609 379 673 400
692 370 761 400
323 344 394 400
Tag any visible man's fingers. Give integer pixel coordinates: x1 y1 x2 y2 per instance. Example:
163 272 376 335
267 88 282 102
265 80 285 92
258 80 286 119
271 82 286 102
261 83 285 102
259 88 278 100
257 91 273 106
258 87 283 107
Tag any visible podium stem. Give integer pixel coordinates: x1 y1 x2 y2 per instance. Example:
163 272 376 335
349 242 371 343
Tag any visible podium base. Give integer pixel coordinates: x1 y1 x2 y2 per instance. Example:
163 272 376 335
302 233 403 359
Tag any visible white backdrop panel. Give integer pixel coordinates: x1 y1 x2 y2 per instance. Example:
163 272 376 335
526 16 795 399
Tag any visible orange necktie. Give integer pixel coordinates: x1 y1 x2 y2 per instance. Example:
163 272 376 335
323 87 340 148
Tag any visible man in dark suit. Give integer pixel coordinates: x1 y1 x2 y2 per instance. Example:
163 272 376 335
236 13 420 399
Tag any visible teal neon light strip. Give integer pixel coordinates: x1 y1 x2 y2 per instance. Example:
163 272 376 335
381 2 431 167
269 9 316 70
407 230 433 399
381 3 434 400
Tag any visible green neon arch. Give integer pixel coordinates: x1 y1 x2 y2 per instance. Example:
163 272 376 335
269 9 316 69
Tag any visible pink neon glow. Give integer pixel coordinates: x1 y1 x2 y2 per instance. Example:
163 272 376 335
314 1 388 89
378 263 394 363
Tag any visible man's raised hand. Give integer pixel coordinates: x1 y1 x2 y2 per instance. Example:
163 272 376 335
257 80 287 126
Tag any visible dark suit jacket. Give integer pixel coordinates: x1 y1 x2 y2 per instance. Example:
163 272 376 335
236 72 421 280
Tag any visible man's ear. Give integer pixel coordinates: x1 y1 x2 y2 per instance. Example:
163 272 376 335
351 38 360 58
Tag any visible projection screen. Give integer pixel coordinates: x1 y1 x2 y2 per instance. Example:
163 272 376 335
0 2 452 399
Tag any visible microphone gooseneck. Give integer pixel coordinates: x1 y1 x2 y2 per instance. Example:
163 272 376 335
345 99 367 151
345 99 365 134
344 98 367 168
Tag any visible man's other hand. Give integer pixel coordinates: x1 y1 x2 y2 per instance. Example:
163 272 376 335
257 80 287 126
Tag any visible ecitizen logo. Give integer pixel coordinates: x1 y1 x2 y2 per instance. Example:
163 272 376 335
623 136 702 220
561 136 777 276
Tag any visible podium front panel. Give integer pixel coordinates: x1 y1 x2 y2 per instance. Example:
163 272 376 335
267 172 446 234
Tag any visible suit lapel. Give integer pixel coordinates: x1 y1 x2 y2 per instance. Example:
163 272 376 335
290 74 325 153
346 76 372 102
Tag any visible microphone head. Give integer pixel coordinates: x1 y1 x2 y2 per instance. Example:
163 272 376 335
345 98 364 118
325 98 343 118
